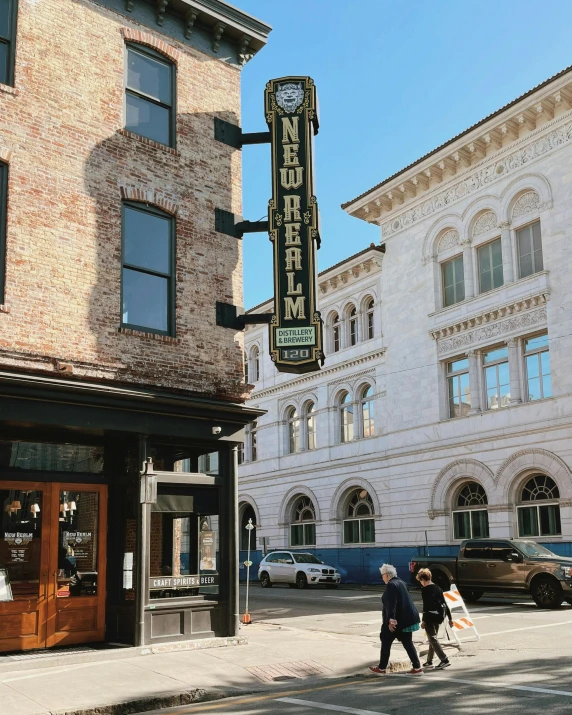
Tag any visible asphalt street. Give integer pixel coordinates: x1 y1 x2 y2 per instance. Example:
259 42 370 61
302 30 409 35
147 584 572 715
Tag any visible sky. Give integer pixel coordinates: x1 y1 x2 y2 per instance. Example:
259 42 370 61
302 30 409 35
237 0 572 309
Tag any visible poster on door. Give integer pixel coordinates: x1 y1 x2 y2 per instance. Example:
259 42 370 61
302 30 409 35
0 568 13 601
199 531 216 571
4 531 33 564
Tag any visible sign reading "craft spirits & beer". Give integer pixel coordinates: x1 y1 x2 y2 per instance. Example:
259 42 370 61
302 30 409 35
265 76 323 374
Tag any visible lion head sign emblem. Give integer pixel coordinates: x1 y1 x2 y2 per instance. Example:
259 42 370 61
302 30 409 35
275 82 305 113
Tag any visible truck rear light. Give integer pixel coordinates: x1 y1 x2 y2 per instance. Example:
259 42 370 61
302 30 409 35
409 561 416 573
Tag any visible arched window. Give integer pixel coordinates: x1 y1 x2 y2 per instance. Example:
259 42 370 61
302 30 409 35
452 482 489 540
251 346 260 382
343 489 375 544
240 504 257 551
518 475 561 537
290 496 316 546
244 351 249 383
304 401 316 451
287 407 300 454
332 313 341 352
349 305 358 346
366 298 375 340
360 385 375 438
339 391 354 443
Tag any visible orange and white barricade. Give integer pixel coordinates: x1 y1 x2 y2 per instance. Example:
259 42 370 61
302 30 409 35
437 583 480 647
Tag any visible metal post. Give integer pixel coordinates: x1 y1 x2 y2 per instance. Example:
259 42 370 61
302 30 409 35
242 518 254 624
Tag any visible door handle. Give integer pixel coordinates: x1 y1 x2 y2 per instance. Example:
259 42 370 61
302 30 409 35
487 563 496 568
54 570 58 593
459 563 467 567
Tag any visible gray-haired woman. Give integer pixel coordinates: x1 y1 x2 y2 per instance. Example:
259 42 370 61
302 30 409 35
369 564 423 676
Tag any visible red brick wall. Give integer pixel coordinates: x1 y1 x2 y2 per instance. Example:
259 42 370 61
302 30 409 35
0 0 246 401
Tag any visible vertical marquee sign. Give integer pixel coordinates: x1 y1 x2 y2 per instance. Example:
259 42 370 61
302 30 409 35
265 76 324 374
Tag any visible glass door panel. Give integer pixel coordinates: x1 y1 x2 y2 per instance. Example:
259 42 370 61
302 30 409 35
57 490 99 599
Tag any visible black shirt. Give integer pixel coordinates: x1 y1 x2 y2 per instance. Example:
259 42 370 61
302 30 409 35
421 583 452 623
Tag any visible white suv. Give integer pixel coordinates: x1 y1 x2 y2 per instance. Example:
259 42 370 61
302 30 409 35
258 551 341 589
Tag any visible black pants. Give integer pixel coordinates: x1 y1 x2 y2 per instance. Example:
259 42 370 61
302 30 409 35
379 628 420 670
424 621 448 663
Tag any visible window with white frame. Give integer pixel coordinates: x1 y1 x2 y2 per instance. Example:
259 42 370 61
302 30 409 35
343 489 375 544
517 475 561 537
250 346 260 382
442 255 465 307
524 333 552 402
447 357 471 418
349 306 358 346
290 496 316 547
517 221 543 279
287 407 300 454
243 351 249 383
332 313 340 352
478 238 503 293
452 482 489 539
484 347 510 409
339 391 354 443
304 401 316 451
248 420 258 462
360 385 375 438
366 298 375 340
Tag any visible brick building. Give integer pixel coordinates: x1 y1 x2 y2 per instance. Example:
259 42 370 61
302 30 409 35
0 0 270 650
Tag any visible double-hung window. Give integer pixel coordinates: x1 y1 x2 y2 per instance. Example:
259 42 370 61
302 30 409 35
517 221 543 278
442 255 465 307
525 333 552 401
0 162 7 302
484 347 510 409
349 306 358 346
478 238 503 293
122 203 174 335
0 0 17 87
125 44 175 147
366 298 374 339
447 358 470 418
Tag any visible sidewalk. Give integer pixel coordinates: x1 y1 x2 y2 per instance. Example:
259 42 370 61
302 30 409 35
0 618 450 715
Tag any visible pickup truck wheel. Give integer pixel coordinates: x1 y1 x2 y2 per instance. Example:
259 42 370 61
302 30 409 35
432 572 451 592
259 572 272 588
460 589 484 602
296 572 308 589
531 575 563 608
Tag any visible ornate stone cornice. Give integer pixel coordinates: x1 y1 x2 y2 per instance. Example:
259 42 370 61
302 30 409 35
430 291 549 356
380 114 569 238
486 504 513 513
319 256 382 296
249 349 386 399
327 367 376 387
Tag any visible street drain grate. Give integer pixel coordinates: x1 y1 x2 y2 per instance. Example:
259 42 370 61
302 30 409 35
246 660 331 683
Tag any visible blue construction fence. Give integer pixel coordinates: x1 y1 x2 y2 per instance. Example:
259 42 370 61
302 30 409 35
239 541 572 585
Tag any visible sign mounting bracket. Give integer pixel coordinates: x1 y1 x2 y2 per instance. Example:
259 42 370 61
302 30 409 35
214 209 269 239
216 302 272 331
214 118 271 149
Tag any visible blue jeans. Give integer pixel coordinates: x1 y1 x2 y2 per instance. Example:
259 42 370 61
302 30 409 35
379 628 420 670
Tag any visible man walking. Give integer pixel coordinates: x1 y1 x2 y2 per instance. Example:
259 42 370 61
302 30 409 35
369 564 423 676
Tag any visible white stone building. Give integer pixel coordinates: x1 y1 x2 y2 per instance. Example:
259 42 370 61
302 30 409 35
239 65 572 582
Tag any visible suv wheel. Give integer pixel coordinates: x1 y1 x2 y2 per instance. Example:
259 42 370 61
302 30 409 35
432 572 451 593
296 572 308 589
460 588 484 602
531 575 562 608
260 572 272 588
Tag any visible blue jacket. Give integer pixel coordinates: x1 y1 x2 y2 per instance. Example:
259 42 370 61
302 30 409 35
381 576 420 631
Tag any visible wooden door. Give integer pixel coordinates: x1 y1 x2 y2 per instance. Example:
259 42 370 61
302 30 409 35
0 482 50 652
46 483 107 647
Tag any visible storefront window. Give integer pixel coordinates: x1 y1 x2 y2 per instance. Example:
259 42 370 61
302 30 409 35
0 489 43 598
57 490 99 598
149 486 219 599
0 442 103 473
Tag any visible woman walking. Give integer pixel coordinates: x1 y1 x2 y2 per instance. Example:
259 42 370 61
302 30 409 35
416 567 453 670
369 564 423 676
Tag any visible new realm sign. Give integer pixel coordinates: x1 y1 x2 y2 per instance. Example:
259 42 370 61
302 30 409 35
265 77 324 374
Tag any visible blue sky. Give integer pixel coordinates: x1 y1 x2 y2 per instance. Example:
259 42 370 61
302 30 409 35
237 0 572 309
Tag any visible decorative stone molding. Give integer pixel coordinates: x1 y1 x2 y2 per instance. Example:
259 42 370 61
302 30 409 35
279 485 321 524
559 500 572 508
0 146 12 163
431 459 495 512
512 190 540 219
437 229 459 253
328 368 376 388
318 256 382 296
486 504 513 513
238 495 261 526
120 27 181 64
430 291 549 356
494 448 572 488
381 118 572 238
251 349 386 399
329 476 380 521
472 211 497 237
119 186 178 215
427 509 448 520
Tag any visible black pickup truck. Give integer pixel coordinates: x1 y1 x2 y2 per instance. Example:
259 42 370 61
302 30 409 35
410 538 572 608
